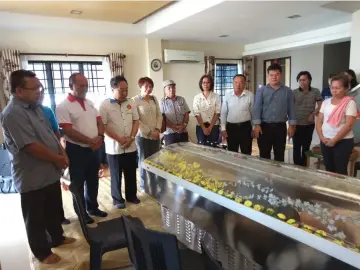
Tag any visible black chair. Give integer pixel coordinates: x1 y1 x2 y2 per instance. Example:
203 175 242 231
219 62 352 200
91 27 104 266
122 215 205 270
354 161 360 177
70 186 128 270
201 239 225 270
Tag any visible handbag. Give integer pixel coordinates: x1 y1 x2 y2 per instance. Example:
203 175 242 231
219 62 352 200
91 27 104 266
0 176 17 193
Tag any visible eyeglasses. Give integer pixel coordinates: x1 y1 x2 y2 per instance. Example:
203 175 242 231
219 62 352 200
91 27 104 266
22 85 43 92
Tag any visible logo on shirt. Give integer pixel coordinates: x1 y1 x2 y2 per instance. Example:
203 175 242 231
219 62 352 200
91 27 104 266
127 104 132 110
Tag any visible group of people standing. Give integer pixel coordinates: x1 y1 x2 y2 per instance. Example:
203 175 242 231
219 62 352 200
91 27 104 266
1 64 358 264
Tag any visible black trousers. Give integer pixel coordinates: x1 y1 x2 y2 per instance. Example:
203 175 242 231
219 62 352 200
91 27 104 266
257 122 287 162
107 151 137 203
135 137 160 190
164 132 189 146
321 138 354 175
196 124 220 147
66 142 100 212
226 121 252 154
292 124 315 166
21 181 64 261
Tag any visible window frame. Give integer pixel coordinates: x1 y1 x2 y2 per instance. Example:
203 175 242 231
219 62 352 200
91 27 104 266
28 60 105 111
214 63 239 103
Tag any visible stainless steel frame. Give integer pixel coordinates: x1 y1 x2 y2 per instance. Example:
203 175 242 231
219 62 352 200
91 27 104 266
142 143 360 269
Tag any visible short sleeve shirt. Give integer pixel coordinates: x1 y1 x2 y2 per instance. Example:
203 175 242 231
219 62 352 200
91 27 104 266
1 97 62 193
56 94 101 147
160 96 190 134
320 99 357 139
99 98 139 155
193 92 221 125
40 105 59 133
293 87 322 125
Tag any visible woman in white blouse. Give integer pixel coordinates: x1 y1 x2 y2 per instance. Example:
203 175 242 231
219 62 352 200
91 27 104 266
133 77 162 190
316 73 357 175
193 75 221 146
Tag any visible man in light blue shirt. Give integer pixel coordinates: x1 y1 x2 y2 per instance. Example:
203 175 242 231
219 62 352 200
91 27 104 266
221 74 254 154
252 63 296 162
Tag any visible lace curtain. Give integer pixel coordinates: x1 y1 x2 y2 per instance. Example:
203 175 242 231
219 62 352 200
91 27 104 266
204 56 215 78
0 49 21 110
109 53 125 77
243 56 255 92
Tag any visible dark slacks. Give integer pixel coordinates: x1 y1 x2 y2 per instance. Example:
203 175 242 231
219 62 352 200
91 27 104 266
136 136 160 190
66 141 100 212
107 151 137 204
21 181 64 261
226 121 252 154
196 124 219 147
257 122 287 162
321 138 354 175
164 132 189 146
292 124 315 166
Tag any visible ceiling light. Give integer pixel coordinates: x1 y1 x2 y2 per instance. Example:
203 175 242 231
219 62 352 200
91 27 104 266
219 35 229 38
70 10 82 15
287 14 301 19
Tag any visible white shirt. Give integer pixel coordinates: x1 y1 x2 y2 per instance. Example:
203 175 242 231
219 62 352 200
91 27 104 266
320 98 357 139
99 98 139 155
56 94 100 147
220 90 254 131
193 92 221 125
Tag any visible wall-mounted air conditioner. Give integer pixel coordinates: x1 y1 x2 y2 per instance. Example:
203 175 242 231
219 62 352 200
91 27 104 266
164 49 204 64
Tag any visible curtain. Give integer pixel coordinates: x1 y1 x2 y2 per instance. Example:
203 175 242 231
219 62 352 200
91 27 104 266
243 56 255 92
204 56 215 78
109 53 125 77
0 49 21 110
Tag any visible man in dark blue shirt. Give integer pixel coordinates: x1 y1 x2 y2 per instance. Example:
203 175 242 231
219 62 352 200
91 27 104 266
321 74 334 100
252 63 296 162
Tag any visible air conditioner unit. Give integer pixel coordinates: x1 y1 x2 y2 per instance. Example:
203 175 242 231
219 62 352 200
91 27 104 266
164 49 204 64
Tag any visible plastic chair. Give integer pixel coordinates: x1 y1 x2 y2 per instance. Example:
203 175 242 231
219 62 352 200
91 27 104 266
122 215 205 270
201 239 225 270
70 185 128 270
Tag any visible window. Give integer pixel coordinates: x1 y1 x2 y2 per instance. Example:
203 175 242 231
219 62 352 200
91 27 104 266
28 61 107 110
214 63 240 103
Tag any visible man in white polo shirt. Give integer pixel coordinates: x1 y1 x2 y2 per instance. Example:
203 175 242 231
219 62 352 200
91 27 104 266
56 73 108 224
99 75 140 209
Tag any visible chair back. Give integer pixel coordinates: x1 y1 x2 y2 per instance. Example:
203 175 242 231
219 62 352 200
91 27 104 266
145 229 182 270
201 240 225 270
69 185 91 243
122 215 154 270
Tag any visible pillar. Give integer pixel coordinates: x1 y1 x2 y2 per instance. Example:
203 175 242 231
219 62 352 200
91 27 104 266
145 38 164 100
350 9 360 81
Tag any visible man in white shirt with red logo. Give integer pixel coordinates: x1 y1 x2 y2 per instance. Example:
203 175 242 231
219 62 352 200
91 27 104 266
56 73 108 224
99 75 140 209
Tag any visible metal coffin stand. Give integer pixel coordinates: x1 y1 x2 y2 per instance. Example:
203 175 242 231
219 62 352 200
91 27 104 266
142 143 360 270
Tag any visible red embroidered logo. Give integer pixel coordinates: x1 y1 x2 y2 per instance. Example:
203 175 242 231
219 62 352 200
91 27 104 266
127 104 132 110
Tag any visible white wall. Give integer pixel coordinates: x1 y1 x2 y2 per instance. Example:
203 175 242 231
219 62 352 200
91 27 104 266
0 28 148 97
161 40 244 141
255 44 324 90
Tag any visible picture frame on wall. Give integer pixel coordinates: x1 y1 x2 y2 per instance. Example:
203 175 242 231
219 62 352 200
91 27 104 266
263 57 291 87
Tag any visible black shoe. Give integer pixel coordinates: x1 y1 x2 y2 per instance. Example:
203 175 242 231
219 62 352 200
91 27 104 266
85 215 95 224
127 198 140 204
61 218 71 225
88 209 108 218
115 202 126 209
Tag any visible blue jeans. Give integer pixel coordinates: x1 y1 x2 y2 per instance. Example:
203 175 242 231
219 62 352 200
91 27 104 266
196 125 219 147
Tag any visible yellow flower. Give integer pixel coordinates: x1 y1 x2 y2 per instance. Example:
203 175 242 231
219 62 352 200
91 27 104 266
244 200 253 207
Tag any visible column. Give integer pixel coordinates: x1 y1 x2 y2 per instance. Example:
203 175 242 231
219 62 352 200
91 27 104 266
350 9 360 81
145 38 164 100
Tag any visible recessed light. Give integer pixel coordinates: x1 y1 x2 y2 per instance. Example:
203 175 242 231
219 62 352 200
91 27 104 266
70 10 83 15
219 35 229 38
287 14 301 19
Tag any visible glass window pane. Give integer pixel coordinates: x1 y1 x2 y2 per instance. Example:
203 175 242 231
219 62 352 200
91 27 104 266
62 63 71 70
52 63 60 70
33 63 44 70
53 70 61 79
63 71 72 80
71 63 79 70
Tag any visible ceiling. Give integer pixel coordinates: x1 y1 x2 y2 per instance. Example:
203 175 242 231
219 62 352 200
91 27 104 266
148 1 352 43
0 0 172 24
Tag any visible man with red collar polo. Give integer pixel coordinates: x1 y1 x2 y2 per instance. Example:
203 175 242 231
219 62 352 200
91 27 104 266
56 73 108 224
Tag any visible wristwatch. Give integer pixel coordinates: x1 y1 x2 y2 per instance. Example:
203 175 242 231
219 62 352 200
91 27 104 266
183 123 188 127
130 136 135 140
99 134 105 138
